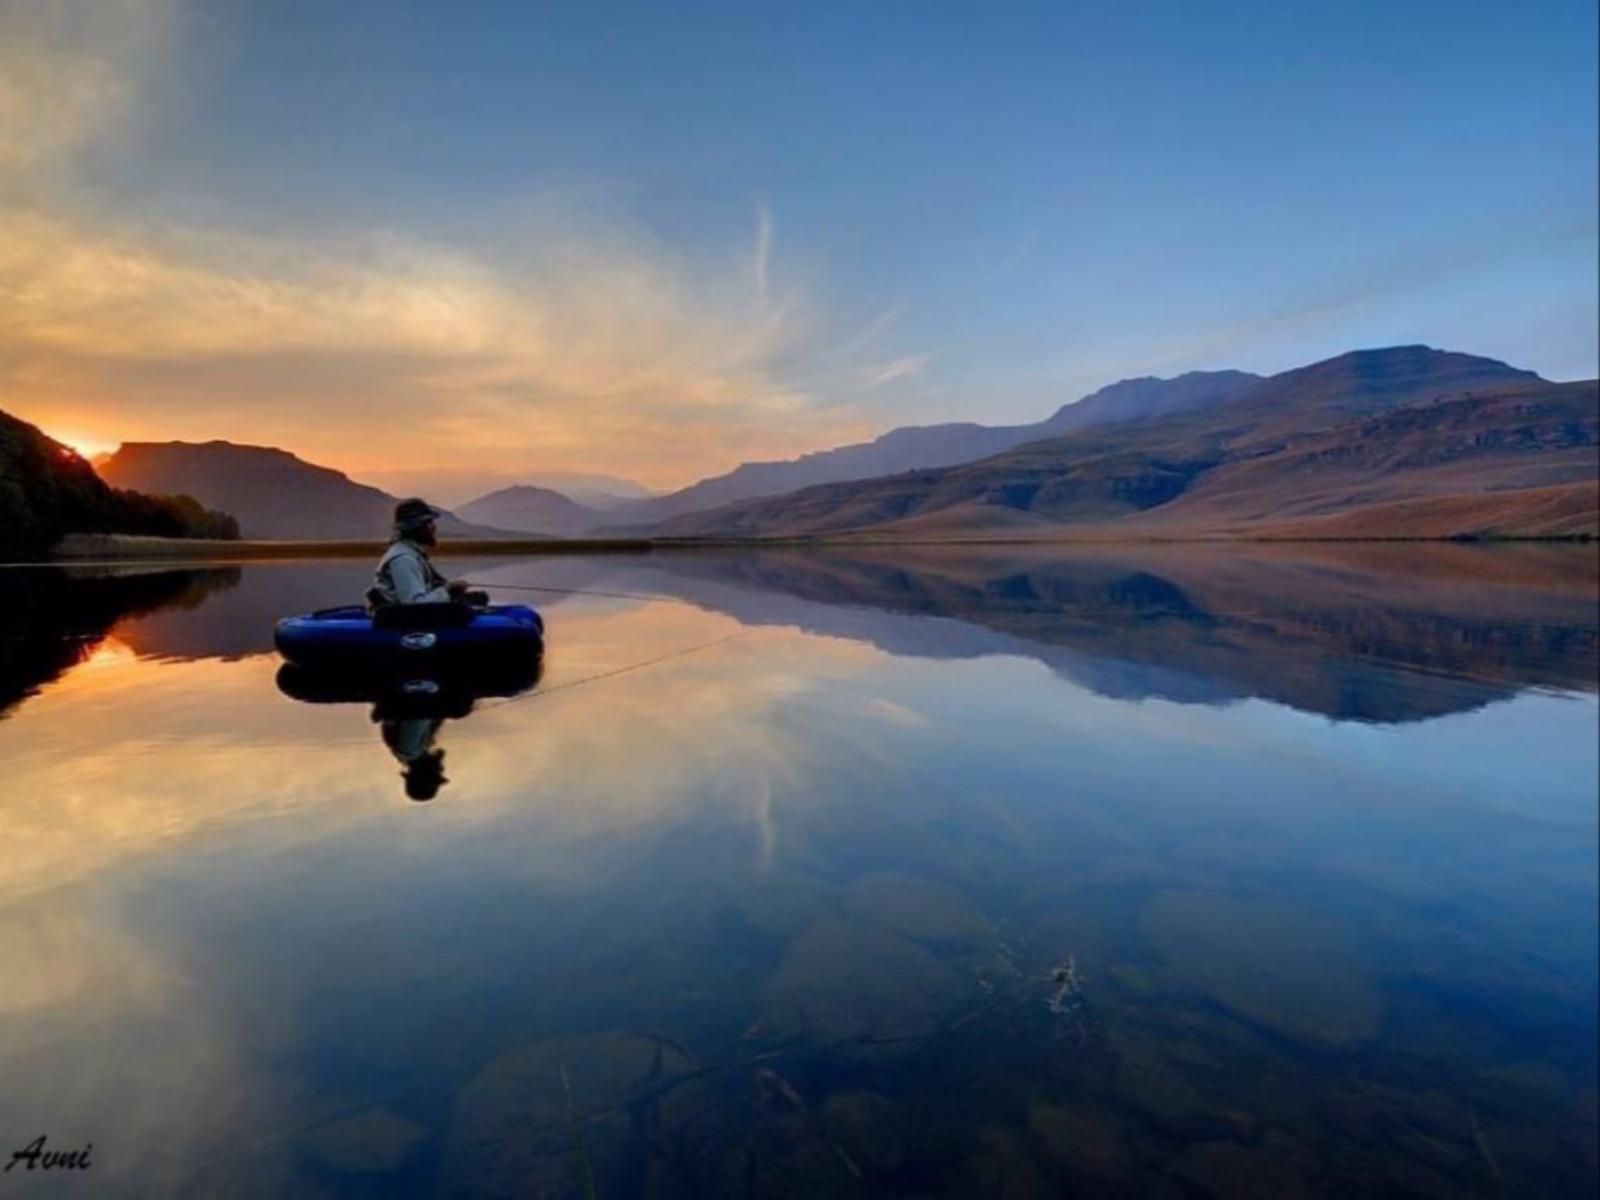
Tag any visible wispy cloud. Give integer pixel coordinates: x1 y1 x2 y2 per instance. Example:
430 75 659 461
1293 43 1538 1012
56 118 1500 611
0 202 874 484
0 2 885 488
0 0 171 189
753 204 773 308
860 354 931 389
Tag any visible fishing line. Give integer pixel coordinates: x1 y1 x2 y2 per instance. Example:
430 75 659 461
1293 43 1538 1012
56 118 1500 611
464 581 686 604
481 630 750 709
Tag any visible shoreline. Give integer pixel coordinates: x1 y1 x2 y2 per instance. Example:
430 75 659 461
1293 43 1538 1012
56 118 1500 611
2 528 1591 567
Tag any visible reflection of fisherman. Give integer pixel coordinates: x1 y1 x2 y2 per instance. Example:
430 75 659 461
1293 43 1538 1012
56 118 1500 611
379 713 448 801
370 498 473 607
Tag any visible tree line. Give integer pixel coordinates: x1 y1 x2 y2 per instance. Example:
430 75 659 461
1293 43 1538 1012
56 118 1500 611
2 410 241 560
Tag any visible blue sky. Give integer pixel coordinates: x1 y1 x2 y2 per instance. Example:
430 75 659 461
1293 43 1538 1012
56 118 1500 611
3 0 1595 494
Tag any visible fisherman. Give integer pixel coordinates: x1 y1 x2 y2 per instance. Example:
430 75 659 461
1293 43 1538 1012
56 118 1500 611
369 497 474 607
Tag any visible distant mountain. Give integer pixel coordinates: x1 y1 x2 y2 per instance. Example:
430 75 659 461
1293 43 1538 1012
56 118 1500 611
1135 378 1597 536
606 370 1260 525
1 409 239 560
636 347 1596 540
97 441 512 540
517 472 654 511
1178 344 1541 446
456 485 606 536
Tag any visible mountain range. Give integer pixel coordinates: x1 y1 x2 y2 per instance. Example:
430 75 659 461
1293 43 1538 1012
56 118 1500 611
610 370 1261 525
73 370 1277 540
96 441 513 541
31 343 1599 548
628 347 1597 540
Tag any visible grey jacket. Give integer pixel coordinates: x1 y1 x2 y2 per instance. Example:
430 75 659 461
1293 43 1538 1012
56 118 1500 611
372 539 450 605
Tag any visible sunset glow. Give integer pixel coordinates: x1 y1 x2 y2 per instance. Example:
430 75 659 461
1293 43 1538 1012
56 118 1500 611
45 430 119 462
1 1 1594 497
0 5 1594 1193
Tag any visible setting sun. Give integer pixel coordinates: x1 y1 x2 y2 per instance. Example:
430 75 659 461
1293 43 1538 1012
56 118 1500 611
45 431 118 462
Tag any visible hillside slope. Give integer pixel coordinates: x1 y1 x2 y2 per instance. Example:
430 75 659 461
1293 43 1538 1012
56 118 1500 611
518 472 654 510
98 441 509 540
1136 380 1597 532
1 410 239 560
639 348 1593 540
457 485 606 535
608 370 1259 525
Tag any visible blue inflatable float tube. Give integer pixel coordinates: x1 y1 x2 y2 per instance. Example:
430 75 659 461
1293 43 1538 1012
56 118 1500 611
274 603 543 670
275 656 543 714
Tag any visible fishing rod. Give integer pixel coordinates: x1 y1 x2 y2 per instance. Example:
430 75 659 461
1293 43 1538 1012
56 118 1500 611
464 581 683 604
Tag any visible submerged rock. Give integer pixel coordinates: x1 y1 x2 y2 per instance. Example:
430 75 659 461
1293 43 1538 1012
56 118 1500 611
1110 1034 1217 1133
442 1031 696 1200
732 868 836 940
302 1108 428 1174
760 918 965 1044
1028 1102 1133 1184
713 1109 868 1198
1106 963 1162 995
822 1091 910 1176
1168 1131 1321 1200
846 873 995 948
1140 890 1383 1048
969 1123 1056 1200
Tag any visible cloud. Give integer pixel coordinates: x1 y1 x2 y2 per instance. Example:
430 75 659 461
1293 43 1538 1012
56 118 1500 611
0 196 882 485
861 354 931 389
0 0 170 189
863 697 931 727
0 1 886 489
753 204 774 307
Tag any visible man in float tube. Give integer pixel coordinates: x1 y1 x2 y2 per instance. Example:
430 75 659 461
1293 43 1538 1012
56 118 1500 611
369 498 480 607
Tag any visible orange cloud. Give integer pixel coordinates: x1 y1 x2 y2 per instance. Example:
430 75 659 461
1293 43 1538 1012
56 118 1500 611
0 1 887 490
0 201 890 487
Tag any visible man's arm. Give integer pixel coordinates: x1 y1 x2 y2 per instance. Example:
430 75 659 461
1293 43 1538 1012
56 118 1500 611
389 553 452 604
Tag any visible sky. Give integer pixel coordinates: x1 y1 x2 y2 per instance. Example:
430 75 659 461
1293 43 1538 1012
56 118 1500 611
2 0 1596 499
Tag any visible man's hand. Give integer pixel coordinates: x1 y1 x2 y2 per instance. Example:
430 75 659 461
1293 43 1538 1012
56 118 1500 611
447 580 470 599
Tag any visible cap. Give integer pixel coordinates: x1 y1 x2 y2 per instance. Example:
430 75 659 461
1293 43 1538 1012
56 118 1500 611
394 497 443 525
403 749 447 801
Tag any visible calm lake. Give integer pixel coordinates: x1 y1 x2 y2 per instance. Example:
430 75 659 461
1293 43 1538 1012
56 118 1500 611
1 544 1595 1198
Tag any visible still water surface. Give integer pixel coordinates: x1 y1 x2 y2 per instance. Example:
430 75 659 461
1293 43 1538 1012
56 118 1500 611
0 545 1595 1198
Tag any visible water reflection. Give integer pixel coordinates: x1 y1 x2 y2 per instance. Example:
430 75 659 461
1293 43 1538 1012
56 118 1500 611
566 542 1600 722
0 546 1594 1198
0 565 240 716
275 659 544 800
4 544 1592 725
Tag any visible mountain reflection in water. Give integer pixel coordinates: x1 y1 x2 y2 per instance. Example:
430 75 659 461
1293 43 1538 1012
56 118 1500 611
0 544 1594 1199
0 564 241 714
7 543 1593 725
497 541 1600 722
